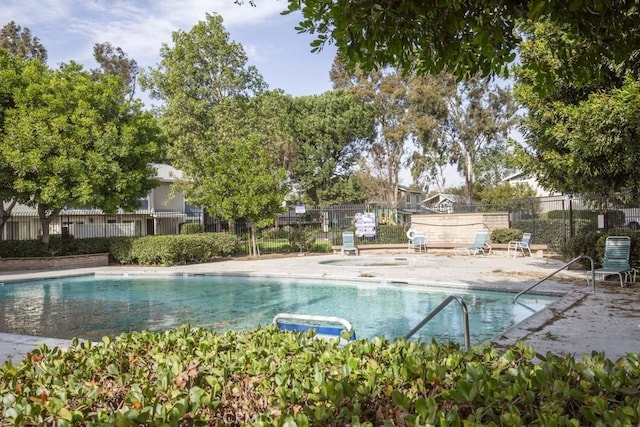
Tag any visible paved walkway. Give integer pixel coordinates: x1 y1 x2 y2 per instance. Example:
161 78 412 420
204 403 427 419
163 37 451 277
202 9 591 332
1 251 639 363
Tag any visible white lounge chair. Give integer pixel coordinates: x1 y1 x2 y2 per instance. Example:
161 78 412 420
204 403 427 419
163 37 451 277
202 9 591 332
507 232 532 258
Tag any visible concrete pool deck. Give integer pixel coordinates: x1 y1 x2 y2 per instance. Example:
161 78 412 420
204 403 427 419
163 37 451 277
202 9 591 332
1 251 639 363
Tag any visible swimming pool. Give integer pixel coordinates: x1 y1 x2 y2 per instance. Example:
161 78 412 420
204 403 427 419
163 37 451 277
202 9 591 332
0 275 558 345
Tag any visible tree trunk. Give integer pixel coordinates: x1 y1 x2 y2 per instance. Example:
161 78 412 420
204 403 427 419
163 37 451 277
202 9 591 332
465 152 474 204
0 199 17 241
37 205 60 247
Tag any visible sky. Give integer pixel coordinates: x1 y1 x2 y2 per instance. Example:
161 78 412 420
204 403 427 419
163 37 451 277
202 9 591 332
0 0 461 187
0 0 337 98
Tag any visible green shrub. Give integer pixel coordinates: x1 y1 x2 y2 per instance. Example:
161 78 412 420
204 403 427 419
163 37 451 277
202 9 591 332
2 326 639 425
547 209 625 228
180 222 204 234
105 237 137 264
260 227 290 239
512 218 594 252
310 241 332 253
287 228 318 252
372 224 406 243
565 230 640 268
0 239 51 257
109 233 239 266
490 228 523 243
0 235 111 258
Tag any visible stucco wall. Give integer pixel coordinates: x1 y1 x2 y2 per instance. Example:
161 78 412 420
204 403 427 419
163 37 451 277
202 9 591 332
409 213 509 246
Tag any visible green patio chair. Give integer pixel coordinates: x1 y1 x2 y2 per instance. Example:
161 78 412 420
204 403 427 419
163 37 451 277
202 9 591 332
590 236 634 287
341 231 359 256
455 229 492 256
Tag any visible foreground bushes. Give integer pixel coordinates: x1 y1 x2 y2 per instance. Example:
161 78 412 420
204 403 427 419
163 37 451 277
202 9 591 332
1 326 639 426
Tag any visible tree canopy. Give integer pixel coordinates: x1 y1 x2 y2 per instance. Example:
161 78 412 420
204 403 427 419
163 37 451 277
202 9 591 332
0 54 161 244
141 13 285 227
414 75 518 202
515 19 640 198
0 21 47 64
274 0 640 86
330 58 416 211
288 90 375 205
91 42 140 97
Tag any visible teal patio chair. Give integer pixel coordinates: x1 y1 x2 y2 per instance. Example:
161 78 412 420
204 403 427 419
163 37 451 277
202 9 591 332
455 229 492 256
507 232 532 258
590 236 634 287
341 231 359 256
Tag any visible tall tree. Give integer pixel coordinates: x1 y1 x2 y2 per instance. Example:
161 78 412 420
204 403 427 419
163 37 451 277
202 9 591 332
91 42 139 97
0 22 47 238
414 75 517 202
408 73 456 193
0 21 47 63
515 20 640 198
330 58 413 214
289 90 375 205
140 13 286 230
0 49 27 239
0 59 161 245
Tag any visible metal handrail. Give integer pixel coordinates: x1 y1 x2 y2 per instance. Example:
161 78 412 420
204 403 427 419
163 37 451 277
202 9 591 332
513 254 595 303
404 295 470 351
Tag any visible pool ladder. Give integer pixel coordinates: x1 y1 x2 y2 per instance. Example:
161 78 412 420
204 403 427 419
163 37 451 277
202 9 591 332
403 255 595 352
513 254 595 303
405 295 471 351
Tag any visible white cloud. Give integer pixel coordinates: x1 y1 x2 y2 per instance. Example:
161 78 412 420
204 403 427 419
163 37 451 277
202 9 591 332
1 0 288 66
0 0 334 96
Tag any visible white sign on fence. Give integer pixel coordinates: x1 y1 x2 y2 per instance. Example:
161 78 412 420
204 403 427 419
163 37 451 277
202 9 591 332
354 212 376 238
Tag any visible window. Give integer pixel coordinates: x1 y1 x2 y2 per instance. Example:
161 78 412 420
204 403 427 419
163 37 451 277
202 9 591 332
185 203 202 216
139 197 149 210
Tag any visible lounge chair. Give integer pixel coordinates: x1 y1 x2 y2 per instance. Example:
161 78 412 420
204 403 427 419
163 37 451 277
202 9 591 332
590 236 634 287
454 229 492 255
408 232 427 253
507 232 532 258
341 231 359 256
273 313 356 343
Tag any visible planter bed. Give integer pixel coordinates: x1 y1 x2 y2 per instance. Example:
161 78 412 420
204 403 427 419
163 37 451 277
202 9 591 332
0 253 109 271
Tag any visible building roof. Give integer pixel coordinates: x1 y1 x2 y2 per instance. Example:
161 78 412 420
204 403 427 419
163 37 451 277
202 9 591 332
423 193 465 204
152 163 183 183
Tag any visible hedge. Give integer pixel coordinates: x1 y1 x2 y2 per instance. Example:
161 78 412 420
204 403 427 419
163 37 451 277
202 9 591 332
109 233 239 266
0 233 239 266
340 224 406 245
511 219 594 252
1 326 639 425
0 236 110 258
490 228 523 244
565 230 640 269
547 209 625 228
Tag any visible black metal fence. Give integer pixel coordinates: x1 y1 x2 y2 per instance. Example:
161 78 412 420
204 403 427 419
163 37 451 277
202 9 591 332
3 196 640 254
441 194 640 251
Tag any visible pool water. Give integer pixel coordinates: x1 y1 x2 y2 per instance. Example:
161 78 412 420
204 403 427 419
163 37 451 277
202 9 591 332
0 275 557 345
